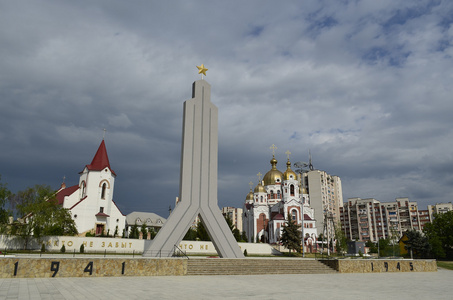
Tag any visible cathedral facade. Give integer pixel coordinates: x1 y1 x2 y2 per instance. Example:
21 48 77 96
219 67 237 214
243 154 317 251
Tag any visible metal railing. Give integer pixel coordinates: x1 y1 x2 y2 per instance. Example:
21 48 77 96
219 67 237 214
172 245 189 259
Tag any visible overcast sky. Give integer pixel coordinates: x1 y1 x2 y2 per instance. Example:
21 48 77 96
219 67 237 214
1 1 452 218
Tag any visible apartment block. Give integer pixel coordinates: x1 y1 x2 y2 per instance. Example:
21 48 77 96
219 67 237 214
222 206 243 232
340 197 431 242
305 170 343 237
428 202 453 219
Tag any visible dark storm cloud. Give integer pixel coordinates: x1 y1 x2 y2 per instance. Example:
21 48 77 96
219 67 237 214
1 1 453 217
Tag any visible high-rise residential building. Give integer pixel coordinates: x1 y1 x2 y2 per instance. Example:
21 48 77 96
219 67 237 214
303 170 343 238
340 197 432 242
222 207 243 232
428 202 453 219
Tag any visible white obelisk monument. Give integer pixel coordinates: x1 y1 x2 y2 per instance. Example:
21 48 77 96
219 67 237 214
143 65 244 258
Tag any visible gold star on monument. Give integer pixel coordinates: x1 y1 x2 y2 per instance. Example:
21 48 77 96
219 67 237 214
197 64 208 78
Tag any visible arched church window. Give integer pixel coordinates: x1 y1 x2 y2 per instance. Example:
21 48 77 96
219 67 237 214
260 196 263 202
101 183 107 199
81 181 86 198
270 191 274 199
277 190 281 199
291 210 297 221
290 184 295 196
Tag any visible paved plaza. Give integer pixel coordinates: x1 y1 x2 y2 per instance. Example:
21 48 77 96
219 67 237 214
0 268 451 300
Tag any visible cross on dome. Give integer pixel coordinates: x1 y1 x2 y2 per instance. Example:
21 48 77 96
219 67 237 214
270 144 277 156
285 150 291 160
257 172 263 182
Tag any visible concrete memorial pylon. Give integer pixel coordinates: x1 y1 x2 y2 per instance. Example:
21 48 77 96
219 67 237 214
143 66 244 258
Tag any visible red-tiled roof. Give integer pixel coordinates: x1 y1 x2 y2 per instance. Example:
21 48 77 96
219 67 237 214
112 200 125 216
69 196 87 210
56 185 79 205
95 212 110 217
304 214 313 221
273 213 285 220
86 140 116 175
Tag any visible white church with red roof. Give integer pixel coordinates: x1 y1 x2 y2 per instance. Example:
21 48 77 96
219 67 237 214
56 140 126 236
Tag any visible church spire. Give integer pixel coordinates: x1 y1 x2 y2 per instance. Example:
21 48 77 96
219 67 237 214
86 140 116 175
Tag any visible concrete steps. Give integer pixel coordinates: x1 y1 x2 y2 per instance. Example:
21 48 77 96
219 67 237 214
186 258 337 275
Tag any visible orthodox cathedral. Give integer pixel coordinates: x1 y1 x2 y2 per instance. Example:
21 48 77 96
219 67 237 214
243 151 317 251
56 140 126 236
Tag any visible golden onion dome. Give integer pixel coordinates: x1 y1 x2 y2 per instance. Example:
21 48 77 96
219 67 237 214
301 186 308 194
254 182 266 193
245 190 254 201
283 160 297 181
263 156 283 186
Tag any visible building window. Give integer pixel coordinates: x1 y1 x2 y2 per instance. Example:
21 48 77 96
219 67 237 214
291 210 297 221
101 183 107 199
100 207 104 213
277 190 281 199
290 184 295 196
81 181 86 198
260 196 263 203
270 190 274 199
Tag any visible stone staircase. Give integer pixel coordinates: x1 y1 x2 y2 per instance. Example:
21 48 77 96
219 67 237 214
186 258 337 275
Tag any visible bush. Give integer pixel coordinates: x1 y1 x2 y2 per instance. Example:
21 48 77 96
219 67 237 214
244 249 248 256
80 244 84 254
41 243 46 253
60 245 66 253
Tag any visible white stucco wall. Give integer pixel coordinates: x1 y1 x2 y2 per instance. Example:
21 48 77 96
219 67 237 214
177 241 280 255
0 235 143 254
1 235 280 256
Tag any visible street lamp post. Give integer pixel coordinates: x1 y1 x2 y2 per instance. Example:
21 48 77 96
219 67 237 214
294 161 309 258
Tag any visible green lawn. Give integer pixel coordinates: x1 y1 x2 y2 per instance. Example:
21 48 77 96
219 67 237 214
437 261 453 270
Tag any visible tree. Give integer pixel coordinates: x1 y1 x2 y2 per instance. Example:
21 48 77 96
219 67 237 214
424 211 453 259
149 227 158 239
129 223 139 239
0 175 12 233
141 223 148 239
241 231 248 243
183 227 197 240
378 238 391 257
13 185 77 249
196 220 210 241
224 214 242 242
365 240 378 254
403 230 430 258
281 214 301 253
389 227 401 257
334 222 347 255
